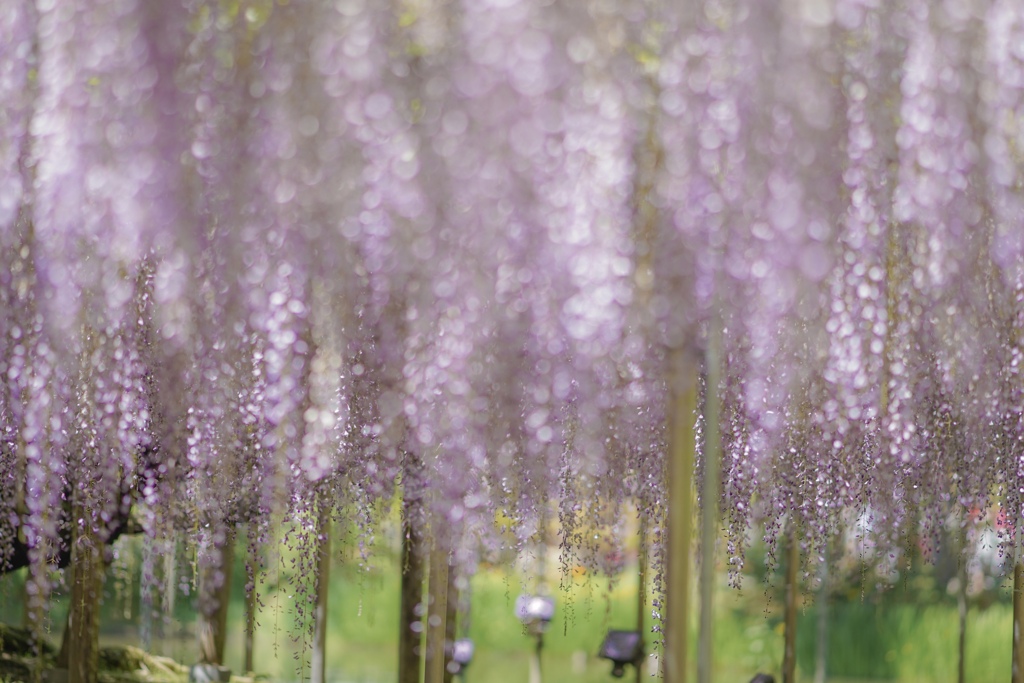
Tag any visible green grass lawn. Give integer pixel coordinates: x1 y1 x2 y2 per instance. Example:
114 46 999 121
196 553 1018 683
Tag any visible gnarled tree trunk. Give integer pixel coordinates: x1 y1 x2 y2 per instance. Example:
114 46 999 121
198 531 235 666
59 506 105 683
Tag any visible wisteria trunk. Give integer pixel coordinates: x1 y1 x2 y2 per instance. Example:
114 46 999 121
310 505 331 683
61 515 104 683
198 534 235 666
27 561 49 683
783 529 799 683
698 320 722 683
398 491 426 683
22 578 30 629
424 521 450 683
1014 559 1024 683
665 350 699 683
24 473 52 683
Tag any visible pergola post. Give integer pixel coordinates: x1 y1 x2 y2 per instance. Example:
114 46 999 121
665 349 699 683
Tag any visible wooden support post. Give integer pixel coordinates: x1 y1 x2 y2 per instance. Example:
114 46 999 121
443 562 459 683
956 521 968 683
1014 557 1024 683
813 544 829 683
698 319 721 683
244 577 256 673
636 511 647 683
310 503 331 683
398 488 426 683
424 520 449 683
783 529 800 683
244 537 256 674
665 350 699 683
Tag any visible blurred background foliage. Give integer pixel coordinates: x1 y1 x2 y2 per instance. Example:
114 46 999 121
0 509 1014 683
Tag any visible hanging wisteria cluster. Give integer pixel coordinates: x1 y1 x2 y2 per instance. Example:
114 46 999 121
2 0 1024 627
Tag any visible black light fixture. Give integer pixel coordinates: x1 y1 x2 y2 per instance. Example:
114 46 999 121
598 629 644 678
446 638 474 676
515 594 555 635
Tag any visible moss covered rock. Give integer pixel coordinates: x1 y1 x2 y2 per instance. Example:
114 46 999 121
0 623 264 683
0 623 56 683
97 645 187 683
0 623 58 659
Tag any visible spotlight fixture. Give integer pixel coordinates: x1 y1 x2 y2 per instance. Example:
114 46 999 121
597 630 644 678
